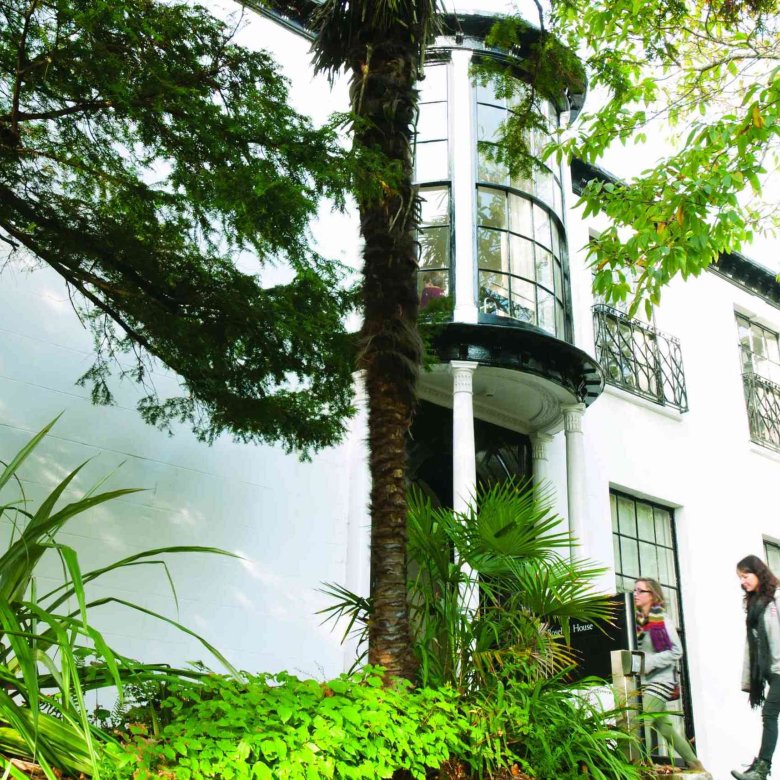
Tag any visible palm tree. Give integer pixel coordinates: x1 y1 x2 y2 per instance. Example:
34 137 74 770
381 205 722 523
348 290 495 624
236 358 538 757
310 0 440 681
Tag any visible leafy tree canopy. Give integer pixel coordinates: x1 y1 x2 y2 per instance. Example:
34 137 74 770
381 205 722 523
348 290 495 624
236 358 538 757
471 0 777 316
0 0 357 455
550 0 779 315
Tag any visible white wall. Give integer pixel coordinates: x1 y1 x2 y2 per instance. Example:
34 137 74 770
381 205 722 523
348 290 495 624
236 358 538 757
565 205 780 776
0 7 367 680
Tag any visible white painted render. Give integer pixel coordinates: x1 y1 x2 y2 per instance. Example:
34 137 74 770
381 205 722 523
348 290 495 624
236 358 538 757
0 6 778 779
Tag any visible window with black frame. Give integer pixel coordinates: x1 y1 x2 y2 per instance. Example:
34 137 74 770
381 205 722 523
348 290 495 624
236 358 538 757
611 491 694 759
414 64 452 313
764 540 780 575
474 77 568 338
737 314 780 451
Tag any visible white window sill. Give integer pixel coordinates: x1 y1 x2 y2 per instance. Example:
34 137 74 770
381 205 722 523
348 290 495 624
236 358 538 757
602 383 684 422
749 441 780 464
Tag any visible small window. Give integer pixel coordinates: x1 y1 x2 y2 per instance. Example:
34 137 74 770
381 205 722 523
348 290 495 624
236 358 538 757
764 540 780 575
737 315 780 452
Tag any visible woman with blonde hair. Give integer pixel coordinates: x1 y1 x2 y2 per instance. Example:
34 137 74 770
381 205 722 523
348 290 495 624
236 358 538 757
634 577 708 774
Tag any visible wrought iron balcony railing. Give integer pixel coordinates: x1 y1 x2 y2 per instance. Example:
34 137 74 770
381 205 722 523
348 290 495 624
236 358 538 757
593 304 688 412
743 371 780 452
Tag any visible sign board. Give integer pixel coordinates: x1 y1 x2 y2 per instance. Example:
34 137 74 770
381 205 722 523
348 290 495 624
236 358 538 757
549 593 632 681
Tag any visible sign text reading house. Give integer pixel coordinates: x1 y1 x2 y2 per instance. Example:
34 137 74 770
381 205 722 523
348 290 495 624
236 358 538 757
549 594 631 680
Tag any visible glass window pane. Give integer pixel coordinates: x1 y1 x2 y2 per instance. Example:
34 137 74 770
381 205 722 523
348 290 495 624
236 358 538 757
510 170 534 196
415 140 448 182
511 280 536 324
657 547 675 588
533 205 552 249
420 65 447 103
509 194 533 235
419 227 449 270
639 541 659 581
536 248 554 290
480 271 510 317
613 533 622 571
618 496 637 537
478 104 505 142
665 590 680 627
418 271 448 309
537 289 555 334
765 543 780 575
637 503 655 542
535 169 554 206
554 180 564 217
555 302 565 337
510 235 534 280
620 536 639 578
416 102 448 142
476 79 503 106
610 494 618 532
478 147 508 185
553 260 563 297
477 228 508 273
419 187 449 226
478 188 507 229
654 508 673 547
551 224 561 258
767 334 780 365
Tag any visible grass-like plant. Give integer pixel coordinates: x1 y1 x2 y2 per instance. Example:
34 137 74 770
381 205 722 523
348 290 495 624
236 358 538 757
0 418 237 778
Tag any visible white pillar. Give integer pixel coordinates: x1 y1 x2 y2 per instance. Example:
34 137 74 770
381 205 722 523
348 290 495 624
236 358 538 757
451 361 478 515
450 49 478 324
342 372 371 671
562 403 587 558
451 360 479 614
530 432 553 488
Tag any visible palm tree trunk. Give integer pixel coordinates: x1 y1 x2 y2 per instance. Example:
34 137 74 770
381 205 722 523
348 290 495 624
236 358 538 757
353 38 422 682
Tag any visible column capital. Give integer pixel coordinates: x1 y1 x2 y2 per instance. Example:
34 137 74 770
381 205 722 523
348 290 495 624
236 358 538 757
530 432 553 461
562 403 586 433
450 360 478 393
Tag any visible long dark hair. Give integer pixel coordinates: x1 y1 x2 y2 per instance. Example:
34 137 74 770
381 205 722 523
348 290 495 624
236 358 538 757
737 554 779 607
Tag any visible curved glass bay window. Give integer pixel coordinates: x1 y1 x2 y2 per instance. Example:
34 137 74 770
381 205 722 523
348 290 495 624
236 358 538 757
477 187 565 335
474 77 569 338
415 63 452 308
476 80 564 218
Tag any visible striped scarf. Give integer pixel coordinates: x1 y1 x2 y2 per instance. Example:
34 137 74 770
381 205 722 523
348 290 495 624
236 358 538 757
636 605 673 652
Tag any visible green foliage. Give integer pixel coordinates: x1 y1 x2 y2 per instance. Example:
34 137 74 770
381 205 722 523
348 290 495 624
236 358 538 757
463 663 640 780
543 0 780 311
322 481 613 692
0 419 238 778
0 0 357 455
103 667 469 780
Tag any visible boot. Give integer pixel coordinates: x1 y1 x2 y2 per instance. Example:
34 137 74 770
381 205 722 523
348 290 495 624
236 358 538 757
731 758 771 780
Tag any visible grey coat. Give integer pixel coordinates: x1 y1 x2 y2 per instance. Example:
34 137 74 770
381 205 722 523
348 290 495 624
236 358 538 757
638 618 684 689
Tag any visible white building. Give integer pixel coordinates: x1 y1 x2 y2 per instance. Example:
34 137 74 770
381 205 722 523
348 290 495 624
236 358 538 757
1 4 778 777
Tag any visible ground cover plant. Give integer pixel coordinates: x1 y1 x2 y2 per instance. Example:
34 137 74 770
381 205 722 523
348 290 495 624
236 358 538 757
102 667 468 780
0 419 237 778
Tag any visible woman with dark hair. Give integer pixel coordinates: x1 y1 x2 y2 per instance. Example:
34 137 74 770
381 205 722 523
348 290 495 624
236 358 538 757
732 555 780 780
634 578 709 774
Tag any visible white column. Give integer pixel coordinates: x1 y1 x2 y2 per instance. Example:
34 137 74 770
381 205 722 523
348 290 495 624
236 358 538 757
562 403 587 558
530 432 553 488
450 49 478 324
342 372 371 671
451 360 479 614
451 361 478 515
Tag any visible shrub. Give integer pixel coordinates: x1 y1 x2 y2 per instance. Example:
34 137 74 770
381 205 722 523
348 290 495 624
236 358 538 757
103 666 469 780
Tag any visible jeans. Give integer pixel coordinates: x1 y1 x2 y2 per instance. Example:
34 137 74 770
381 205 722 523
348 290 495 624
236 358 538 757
759 674 780 764
643 693 699 766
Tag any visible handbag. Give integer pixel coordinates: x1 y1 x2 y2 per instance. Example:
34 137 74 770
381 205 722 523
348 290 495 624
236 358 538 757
667 666 681 702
